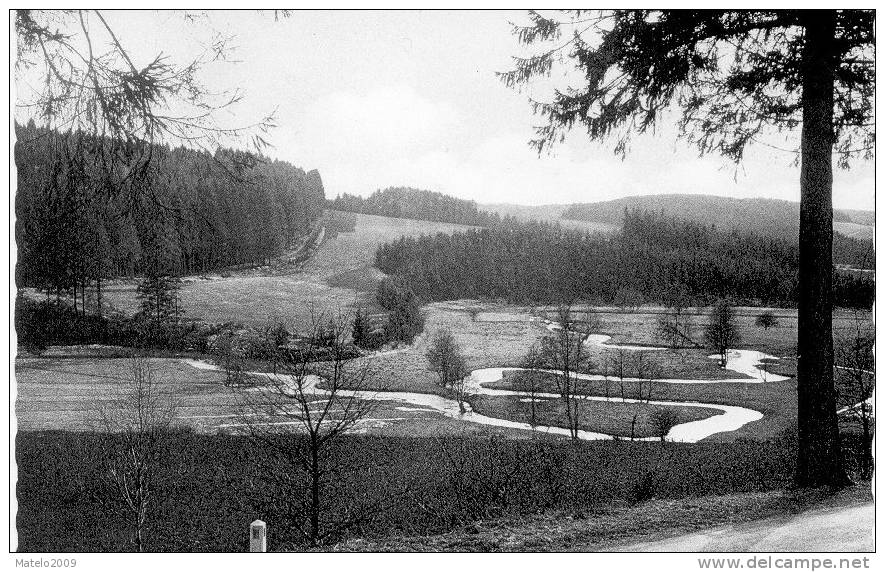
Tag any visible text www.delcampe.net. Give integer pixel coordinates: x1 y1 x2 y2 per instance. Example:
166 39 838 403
698 556 872 570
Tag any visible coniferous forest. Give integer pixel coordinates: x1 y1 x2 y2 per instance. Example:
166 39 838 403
15 122 326 296
375 209 874 309
329 186 500 226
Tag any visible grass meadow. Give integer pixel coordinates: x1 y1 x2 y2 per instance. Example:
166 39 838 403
90 212 475 330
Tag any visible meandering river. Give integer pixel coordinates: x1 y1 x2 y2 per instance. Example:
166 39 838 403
184 333 788 442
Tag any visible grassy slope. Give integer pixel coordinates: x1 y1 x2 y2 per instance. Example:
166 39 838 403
834 221 874 241
95 212 474 330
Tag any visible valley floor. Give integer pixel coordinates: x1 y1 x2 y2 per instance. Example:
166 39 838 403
13 211 875 552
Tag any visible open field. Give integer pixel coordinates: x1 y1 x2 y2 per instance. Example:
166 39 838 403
834 221 874 241
16 298 817 440
491 371 798 442
542 305 870 358
471 395 722 439
87 212 475 330
13 354 498 439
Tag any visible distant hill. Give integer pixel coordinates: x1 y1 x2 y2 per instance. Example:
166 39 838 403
840 209 875 226
561 194 873 241
479 203 570 221
329 187 499 226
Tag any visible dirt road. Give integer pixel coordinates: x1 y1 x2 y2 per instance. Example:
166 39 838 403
616 502 874 552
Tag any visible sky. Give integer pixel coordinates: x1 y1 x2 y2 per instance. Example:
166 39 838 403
19 10 876 210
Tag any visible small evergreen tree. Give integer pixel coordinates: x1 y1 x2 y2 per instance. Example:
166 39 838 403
352 309 368 347
136 274 182 328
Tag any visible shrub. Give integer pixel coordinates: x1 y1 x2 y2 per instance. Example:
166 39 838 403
15 296 109 347
651 408 681 442
17 432 801 551
755 311 778 330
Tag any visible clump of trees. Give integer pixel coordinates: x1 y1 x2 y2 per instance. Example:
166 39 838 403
426 329 469 413
375 209 874 309
14 294 225 353
376 278 424 345
329 186 500 226
525 305 593 440
351 308 386 351
705 300 741 367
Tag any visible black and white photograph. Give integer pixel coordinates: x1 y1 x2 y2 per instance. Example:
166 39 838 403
7 5 877 562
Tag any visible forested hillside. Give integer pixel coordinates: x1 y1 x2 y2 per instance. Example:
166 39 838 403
479 203 570 221
561 194 870 241
329 187 499 226
15 122 325 295
375 210 873 309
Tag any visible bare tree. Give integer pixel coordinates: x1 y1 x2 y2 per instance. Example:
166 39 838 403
538 304 591 440
656 287 698 349
604 347 631 403
835 323 874 480
94 356 179 552
517 344 546 428
622 352 659 441
426 328 470 413
705 299 741 367
215 330 246 386
239 311 385 548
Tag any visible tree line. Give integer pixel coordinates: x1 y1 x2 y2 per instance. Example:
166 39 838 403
375 209 874 309
329 186 500 226
561 194 862 243
15 121 326 308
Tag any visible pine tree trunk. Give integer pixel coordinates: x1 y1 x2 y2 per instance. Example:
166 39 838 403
795 10 848 488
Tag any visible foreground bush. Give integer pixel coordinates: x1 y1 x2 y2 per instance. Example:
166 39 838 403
15 430 812 552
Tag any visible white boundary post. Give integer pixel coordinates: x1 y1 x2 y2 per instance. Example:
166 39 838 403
250 519 266 552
